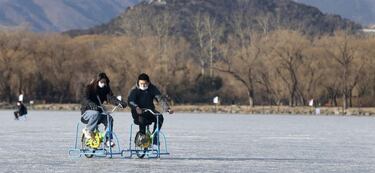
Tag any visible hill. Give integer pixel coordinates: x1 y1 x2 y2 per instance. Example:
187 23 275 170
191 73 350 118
294 0 375 25
66 0 361 37
0 0 138 32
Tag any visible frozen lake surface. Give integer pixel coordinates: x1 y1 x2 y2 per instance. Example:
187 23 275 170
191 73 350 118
1 110 375 172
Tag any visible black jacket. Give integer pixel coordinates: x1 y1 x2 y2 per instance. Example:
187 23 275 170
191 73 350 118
127 83 169 112
17 104 27 115
80 85 125 114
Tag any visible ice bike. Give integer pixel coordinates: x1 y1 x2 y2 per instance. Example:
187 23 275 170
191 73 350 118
68 104 124 158
122 109 170 159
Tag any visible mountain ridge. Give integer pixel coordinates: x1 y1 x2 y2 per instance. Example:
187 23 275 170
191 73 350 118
294 0 375 25
66 0 361 37
0 0 367 32
0 0 138 32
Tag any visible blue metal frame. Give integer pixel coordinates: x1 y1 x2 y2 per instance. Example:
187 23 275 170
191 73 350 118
121 110 170 159
68 107 170 159
68 122 123 158
69 102 123 158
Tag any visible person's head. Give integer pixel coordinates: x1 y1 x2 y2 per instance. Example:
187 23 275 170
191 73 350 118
97 72 109 89
87 72 112 95
137 73 150 91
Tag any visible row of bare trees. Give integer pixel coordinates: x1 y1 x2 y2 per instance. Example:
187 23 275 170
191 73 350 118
0 28 374 108
0 29 193 104
215 30 375 108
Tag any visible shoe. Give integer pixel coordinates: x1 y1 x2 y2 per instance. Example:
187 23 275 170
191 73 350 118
105 141 115 147
82 128 93 139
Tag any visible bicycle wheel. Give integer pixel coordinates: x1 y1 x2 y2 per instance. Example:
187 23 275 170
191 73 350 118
81 134 94 158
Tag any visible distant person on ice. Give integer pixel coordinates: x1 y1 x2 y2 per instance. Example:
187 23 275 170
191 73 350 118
127 73 173 145
14 101 27 120
80 72 127 147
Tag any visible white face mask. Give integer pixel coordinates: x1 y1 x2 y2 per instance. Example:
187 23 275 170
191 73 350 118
139 85 148 91
98 82 106 88
17 103 21 106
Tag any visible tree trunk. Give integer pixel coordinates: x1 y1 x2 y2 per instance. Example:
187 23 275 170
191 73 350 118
289 92 294 107
331 94 338 107
343 66 348 109
299 95 306 106
248 90 254 107
209 38 214 77
5 85 12 102
343 93 348 109
349 90 353 107
289 86 297 107
200 60 205 76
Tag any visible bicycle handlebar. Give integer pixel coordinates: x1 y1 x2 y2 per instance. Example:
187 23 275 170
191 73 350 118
97 95 123 114
142 109 162 116
110 104 122 113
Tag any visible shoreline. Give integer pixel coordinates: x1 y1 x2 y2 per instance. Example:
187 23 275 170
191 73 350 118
2 103 375 116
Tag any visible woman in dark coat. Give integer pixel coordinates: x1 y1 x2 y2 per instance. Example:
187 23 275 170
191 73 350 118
80 72 127 147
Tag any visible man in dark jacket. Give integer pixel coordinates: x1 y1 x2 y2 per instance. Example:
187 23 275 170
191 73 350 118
80 72 127 147
14 101 27 120
128 73 173 145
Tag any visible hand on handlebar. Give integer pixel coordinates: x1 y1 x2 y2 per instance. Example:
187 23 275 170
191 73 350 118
118 102 127 109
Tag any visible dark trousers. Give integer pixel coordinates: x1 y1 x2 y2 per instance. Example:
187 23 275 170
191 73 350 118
14 111 24 119
131 110 164 135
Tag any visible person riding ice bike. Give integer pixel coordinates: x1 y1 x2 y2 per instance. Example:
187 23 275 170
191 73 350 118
14 101 27 120
80 72 127 148
128 73 173 148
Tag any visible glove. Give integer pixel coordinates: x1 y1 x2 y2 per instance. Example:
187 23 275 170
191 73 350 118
119 101 127 108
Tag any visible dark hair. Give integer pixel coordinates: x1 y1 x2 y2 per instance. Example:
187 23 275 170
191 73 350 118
87 72 112 95
89 72 110 85
138 73 150 82
97 72 110 83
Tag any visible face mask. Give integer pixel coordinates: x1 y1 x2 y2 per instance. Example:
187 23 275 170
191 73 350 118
17 103 20 106
98 82 106 88
139 85 148 91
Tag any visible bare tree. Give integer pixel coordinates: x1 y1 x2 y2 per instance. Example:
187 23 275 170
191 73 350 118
0 30 36 102
202 15 223 77
318 31 366 109
191 12 208 76
191 13 223 77
119 5 153 37
297 45 326 106
268 30 310 106
255 12 275 35
215 32 264 107
149 11 176 92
